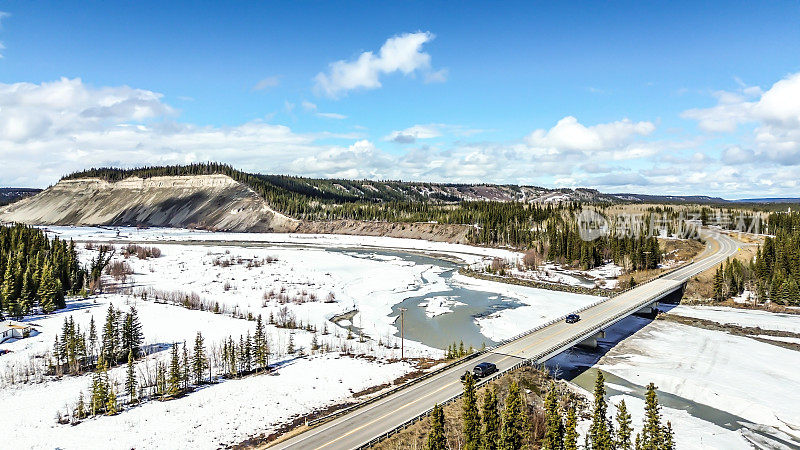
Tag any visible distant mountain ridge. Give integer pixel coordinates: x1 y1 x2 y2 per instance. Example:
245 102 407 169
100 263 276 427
0 188 42 206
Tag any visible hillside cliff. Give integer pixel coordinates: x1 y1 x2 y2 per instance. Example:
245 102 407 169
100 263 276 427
0 174 471 243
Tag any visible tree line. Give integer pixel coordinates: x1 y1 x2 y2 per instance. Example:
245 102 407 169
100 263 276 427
426 371 674 450
1 224 85 318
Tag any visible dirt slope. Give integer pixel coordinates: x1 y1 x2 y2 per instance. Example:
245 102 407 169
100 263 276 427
0 175 471 243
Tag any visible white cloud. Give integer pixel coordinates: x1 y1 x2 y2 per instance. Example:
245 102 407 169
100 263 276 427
252 76 280 91
314 32 443 98
301 101 317 111
524 116 655 154
721 146 755 165
682 72 800 166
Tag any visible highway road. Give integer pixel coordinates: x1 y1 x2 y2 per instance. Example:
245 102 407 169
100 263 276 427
270 231 740 450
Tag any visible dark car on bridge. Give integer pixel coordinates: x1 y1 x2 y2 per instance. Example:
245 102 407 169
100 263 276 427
565 313 581 323
461 362 498 382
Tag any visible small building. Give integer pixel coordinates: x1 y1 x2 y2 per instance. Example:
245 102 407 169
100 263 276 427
0 320 32 344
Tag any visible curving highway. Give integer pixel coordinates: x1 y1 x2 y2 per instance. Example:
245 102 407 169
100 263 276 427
269 231 740 450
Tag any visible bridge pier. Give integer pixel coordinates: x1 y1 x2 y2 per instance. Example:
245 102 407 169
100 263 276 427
577 330 606 349
636 301 659 315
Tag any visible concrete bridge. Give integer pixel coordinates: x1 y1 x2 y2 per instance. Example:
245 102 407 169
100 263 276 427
271 232 739 450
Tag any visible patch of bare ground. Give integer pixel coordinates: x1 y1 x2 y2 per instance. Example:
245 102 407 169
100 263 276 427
373 366 589 450
658 313 800 351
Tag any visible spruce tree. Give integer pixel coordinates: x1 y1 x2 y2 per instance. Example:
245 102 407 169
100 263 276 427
640 383 663 449
615 399 633 450
501 381 524 450
125 349 137 403
193 332 207 385
168 344 181 395
462 373 481 450
426 403 447 450
662 421 675 450
102 304 119 364
182 342 190 390
76 391 86 420
482 387 500 450
542 384 564 450
37 263 58 313
564 404 579 450
589 372 612 450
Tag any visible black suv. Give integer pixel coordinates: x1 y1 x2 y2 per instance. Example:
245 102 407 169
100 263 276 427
565 313 581 324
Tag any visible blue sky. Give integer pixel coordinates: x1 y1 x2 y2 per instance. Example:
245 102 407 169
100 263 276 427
1 1 799 197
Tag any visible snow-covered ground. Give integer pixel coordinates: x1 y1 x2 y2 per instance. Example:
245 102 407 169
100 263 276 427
418 296 465 318
461 273 600 342
668 305 800 334
0 292 414 449
607 395 753 449
597 320 800 441
45 226 520 266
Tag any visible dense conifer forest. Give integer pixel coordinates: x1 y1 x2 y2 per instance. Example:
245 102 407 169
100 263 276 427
713 211 800 305
0 224 85 317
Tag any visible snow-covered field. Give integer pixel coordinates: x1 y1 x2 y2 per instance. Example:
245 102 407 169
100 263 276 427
460 273 601 342
0 292 414 449
535 302 800 449
2 226 607 449
668 305 800 333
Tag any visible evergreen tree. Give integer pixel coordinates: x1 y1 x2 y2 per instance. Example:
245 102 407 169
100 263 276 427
462 373 481 450
168 344 181 395
101 304 119 364
193 332 207 385
482 387 501 450
37 263 58 313
614 399 633 450
501 381 525 450
121 306 143 358
182 342 190 390
426 404 447 450
564 404 579 450
125 349 137 403
542 384 564 450
640 383 663 449
589 372 612 450
88 316 98 365
662 421 675 450
287 333 295 354
76 391 86 420
254 315 266 369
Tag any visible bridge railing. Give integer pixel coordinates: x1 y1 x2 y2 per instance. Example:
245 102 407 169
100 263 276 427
356 359 534 449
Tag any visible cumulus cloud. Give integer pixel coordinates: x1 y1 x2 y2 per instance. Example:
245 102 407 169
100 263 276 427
682 72 800 165
525 116 655 153
252 76 280 91
0 79 326 186
314 32 444 98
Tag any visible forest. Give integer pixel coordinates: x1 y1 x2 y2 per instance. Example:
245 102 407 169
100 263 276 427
0 224 85 318
713 211 800 305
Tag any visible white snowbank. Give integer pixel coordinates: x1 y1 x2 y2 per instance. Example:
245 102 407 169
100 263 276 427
668 305 800 333
418 296 465 318
597 321 800 438
608 395 752 450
